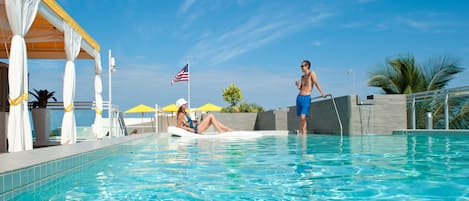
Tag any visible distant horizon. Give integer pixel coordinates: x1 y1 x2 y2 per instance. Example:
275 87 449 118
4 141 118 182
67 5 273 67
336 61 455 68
14 0 469 111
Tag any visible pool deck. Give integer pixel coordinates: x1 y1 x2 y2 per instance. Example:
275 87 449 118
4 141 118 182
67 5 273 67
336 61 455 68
393 129 469 135
0 130 290 174
0 133 153 174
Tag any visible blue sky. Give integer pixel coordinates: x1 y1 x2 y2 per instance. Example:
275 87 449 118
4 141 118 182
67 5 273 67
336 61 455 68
27 0 469 112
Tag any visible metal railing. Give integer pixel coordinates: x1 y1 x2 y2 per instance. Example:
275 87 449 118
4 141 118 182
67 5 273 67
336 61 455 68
407 85 469 130
29 101 127 138
116 111 128 136
311 94 343 136
103 101 126 137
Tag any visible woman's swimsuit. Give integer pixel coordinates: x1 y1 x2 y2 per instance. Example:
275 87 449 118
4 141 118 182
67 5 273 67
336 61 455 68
185 114 198 133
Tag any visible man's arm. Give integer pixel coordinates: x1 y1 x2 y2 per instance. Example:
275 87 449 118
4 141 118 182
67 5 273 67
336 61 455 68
311 71 327 97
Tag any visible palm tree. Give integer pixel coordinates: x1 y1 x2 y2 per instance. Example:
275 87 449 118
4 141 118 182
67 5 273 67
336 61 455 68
29 89 57 108
368 55 467 129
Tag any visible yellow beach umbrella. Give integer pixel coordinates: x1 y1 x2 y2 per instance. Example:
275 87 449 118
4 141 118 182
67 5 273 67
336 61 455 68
196 103 222 112
124 104 156 129
125 104 156 114
161 104 179 112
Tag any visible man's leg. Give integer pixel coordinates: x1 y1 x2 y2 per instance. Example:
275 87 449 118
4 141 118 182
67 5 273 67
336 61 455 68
299 114 307 134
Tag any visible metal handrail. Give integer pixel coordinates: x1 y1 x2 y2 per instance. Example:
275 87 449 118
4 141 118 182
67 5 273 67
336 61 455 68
311 94 343 136
407 85 469 103
406 85 469 130
117 112 128 136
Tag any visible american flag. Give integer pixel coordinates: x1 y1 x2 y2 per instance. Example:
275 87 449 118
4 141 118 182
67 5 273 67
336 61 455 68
171 64 189 85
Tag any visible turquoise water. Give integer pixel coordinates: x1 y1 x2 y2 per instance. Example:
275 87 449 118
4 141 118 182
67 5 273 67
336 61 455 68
16 134 469 200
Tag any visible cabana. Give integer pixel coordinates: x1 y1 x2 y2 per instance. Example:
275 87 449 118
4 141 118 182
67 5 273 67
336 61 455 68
0 0 104 152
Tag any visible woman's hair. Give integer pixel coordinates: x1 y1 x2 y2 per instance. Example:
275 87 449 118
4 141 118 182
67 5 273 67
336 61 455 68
177 106 185 114
176 106 184 121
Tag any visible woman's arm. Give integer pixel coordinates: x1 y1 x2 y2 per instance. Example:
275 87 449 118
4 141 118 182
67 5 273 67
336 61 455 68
177 112 197 133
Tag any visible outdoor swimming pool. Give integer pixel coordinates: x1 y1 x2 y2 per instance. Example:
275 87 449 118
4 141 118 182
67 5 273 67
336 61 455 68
12 133 469 200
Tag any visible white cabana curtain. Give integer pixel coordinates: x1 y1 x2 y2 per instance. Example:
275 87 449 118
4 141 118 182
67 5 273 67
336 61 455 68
60 23 82 144
92 52 104 139
5 0 40 152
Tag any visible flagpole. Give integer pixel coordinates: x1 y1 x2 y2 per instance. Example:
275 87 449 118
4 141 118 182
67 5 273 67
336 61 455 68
187 59 191 111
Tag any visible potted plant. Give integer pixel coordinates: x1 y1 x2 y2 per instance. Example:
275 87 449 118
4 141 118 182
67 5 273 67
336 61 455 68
29 89 57 146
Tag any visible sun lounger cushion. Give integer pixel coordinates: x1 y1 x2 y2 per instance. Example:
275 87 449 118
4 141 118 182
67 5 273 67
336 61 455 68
167 126 262 139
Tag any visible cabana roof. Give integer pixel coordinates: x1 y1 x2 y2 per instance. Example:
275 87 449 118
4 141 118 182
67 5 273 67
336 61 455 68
0 0 100 59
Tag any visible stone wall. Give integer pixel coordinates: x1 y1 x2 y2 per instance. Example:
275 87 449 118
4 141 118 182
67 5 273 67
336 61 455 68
158 111 287 132
309 96 350 134
156 95 406 135
157 115 176 133
209 113 258 131
256 109 287 130
287 95 407 135
366 94 407 134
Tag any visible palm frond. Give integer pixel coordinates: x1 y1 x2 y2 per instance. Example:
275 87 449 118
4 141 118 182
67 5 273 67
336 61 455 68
426 56 464 91
449 102 469 129
368 74 400 94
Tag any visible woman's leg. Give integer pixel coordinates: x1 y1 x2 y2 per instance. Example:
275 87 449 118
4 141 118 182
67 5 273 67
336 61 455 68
196 114 222 133
209 114 232 132
197 114 232 133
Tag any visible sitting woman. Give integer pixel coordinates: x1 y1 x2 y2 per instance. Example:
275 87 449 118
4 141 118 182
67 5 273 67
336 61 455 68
176 98 232 134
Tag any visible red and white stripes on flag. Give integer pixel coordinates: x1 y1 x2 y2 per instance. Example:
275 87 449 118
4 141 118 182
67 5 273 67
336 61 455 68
171 64 189 85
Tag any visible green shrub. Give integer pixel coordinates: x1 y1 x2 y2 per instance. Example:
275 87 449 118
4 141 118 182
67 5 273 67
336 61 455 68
221 103 264 113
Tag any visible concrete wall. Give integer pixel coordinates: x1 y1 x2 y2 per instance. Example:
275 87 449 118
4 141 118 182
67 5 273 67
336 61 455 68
287 106 299 134
158 111 287 132
287 96 349 134
211 113 258 131
155 95 406 135
287 94 407 135
255 109 287 130
157 115 176 133
309 95 350 134
367 94 407 134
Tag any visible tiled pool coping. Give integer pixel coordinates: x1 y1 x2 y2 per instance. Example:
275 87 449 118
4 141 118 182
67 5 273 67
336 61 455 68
0 133 154 173
393 129 469 135
0 133 154 198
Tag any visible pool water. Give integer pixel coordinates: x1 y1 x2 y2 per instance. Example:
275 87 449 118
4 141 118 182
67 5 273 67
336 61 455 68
16 134 469 200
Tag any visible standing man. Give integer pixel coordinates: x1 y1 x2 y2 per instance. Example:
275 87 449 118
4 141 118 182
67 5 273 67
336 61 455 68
295 60 327 135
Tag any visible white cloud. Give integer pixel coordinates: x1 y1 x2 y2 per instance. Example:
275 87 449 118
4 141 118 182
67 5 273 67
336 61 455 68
185 10 333 66
397 17 433 31
310 12 336 24
312 40 324 47
178 0 196 14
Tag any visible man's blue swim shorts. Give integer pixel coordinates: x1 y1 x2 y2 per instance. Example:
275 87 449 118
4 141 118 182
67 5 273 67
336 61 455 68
296 95 311 116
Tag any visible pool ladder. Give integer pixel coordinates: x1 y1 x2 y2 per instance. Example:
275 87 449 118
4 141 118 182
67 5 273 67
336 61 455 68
311 94 343 137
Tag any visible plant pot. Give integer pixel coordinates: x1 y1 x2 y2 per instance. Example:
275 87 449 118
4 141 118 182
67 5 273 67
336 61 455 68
0 112 7 152
32 108 51 146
